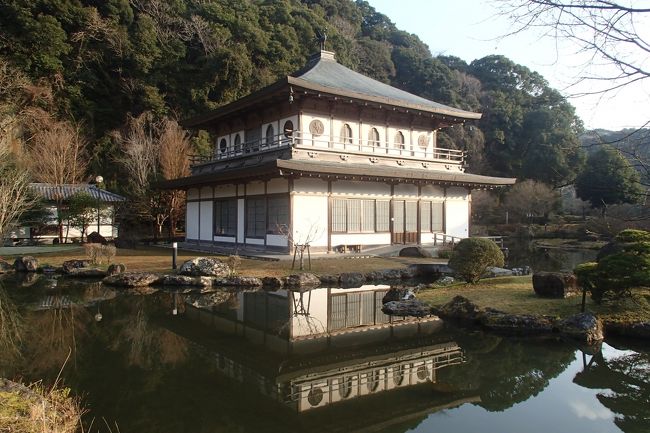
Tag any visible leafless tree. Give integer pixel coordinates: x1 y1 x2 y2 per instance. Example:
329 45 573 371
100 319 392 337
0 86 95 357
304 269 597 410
495 1 650 98
0 147 37 241
115 112 159 198
159 118 191 237
278 222 324 270
504 179 560 222
25 112 88 185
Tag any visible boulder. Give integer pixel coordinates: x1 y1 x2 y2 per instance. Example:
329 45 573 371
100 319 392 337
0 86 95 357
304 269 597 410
319 274 340 285
603 321 650 339
185 291 234 309
160 275 212 287
66 268 107 278
559 312 604 344
382 300 432 317
533 272 579 298
0 259 12 273
368 269 403 281
103 272 160 288
479 309 556 334
86 232 108 245
435 276 455 285
433 296 483 322
398 246 433 258
179 257 230 277
382 288 415 304
107 263 126 276
262 276 283 289
13 256 38 272
223 276 262 287
284 273 321 288
62 259 91 274
339 272 365 287
485 267 514 277
400 267 417 279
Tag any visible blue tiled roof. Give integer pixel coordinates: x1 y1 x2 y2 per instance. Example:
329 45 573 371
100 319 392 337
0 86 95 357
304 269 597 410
29 183 126 202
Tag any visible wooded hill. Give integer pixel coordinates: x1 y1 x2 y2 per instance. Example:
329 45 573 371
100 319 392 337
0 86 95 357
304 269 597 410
1 0 584 188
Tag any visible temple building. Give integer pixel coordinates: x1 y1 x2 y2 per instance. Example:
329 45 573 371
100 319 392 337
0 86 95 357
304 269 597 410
165 50 515 253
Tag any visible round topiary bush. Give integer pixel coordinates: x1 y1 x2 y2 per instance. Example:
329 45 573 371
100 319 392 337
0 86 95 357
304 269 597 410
448 238 505 283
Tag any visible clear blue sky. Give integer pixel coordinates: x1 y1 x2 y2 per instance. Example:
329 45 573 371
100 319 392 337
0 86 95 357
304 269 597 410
366 0 650 130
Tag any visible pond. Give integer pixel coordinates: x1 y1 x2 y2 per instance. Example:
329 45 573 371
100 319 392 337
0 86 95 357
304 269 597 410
0 274 647 433
504 239 598 272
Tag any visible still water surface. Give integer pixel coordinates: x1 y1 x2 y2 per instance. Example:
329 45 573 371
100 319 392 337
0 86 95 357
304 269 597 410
0 273 647 433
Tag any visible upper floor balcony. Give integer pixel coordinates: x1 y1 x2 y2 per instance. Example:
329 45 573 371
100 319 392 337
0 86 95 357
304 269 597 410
191 131 466 171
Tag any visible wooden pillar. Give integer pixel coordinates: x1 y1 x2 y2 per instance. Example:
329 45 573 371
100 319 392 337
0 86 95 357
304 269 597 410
327 180 332 252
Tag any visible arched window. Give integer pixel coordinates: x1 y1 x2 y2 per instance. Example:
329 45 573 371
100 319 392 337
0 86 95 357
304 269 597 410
234 134 241 152
218 138 227 155
283 120 294 138
341 123 353 144
368 127 380 147
265 124 274 147
394 131 405 149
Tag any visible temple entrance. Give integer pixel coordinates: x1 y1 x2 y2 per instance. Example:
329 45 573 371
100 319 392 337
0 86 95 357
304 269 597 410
391 200 418 244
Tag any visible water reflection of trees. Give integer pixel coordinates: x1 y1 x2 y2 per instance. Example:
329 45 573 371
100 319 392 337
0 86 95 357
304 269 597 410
574 349 650 433
0 285 23 372
438 332 575 411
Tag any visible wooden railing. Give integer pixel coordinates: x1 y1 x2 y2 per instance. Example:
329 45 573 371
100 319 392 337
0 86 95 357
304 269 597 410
190 130 466 167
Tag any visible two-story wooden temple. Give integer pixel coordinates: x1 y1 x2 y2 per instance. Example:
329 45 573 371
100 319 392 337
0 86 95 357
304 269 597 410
164 50 515 253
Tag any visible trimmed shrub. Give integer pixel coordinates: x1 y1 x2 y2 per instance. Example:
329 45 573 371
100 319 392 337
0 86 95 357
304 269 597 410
574 229 650 304
448 238 505 283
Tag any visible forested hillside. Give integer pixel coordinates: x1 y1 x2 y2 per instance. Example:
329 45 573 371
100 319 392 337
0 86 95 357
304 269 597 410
0 0 585 188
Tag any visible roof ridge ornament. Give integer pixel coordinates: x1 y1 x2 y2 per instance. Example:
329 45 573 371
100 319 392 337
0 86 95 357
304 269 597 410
315 29 327 51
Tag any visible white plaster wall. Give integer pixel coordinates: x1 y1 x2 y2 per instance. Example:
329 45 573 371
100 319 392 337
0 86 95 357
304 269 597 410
446 199 469 238
331 233 391 246
247 180 265 195
237 199 245 243
267 234 288 247
261 121 277 146
393 184 418 198
214 184 236 198
300 112 331 148
331 118 360 151
292 195 328 247
421 185 445 199
187 188 199 200
216 135 229 157
214 236 236 243
331 181 390 197
267 178 288 194
360 123 386 150
387 126 410 156
187 202 199 240
446 186 468 200
293 178 328 194
199 201 213 241
200 186 213 199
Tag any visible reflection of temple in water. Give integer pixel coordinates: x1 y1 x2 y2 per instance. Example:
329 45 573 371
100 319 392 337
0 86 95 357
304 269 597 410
179 286 474 416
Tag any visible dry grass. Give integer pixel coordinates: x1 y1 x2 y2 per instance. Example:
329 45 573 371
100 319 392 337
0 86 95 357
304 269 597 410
0 379 83 433
7 246 422 277
419 275 650 321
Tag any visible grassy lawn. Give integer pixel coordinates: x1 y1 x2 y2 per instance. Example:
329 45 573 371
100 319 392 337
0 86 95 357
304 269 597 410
419 275 650 322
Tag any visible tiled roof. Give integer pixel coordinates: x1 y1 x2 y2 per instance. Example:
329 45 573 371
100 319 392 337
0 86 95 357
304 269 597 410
29 183 126 202
291 51 481 119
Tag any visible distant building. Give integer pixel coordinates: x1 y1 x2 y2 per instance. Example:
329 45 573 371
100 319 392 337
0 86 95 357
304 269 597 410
10 183 125 243
164 50 515 253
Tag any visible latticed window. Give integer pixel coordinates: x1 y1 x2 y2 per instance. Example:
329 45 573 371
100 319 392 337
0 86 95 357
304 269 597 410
332 199 347 232
214 199 237 236
432 201 444 232
347 199 361 232
246 197 266 237
368 127 380 147
405 201 418 232
420 201 444 232
376 201 390 232
267 195 288 234
394 131 405 149
341 123 353 144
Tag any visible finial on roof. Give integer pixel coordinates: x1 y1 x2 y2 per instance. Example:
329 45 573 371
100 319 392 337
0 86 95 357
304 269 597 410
315 29 327 51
